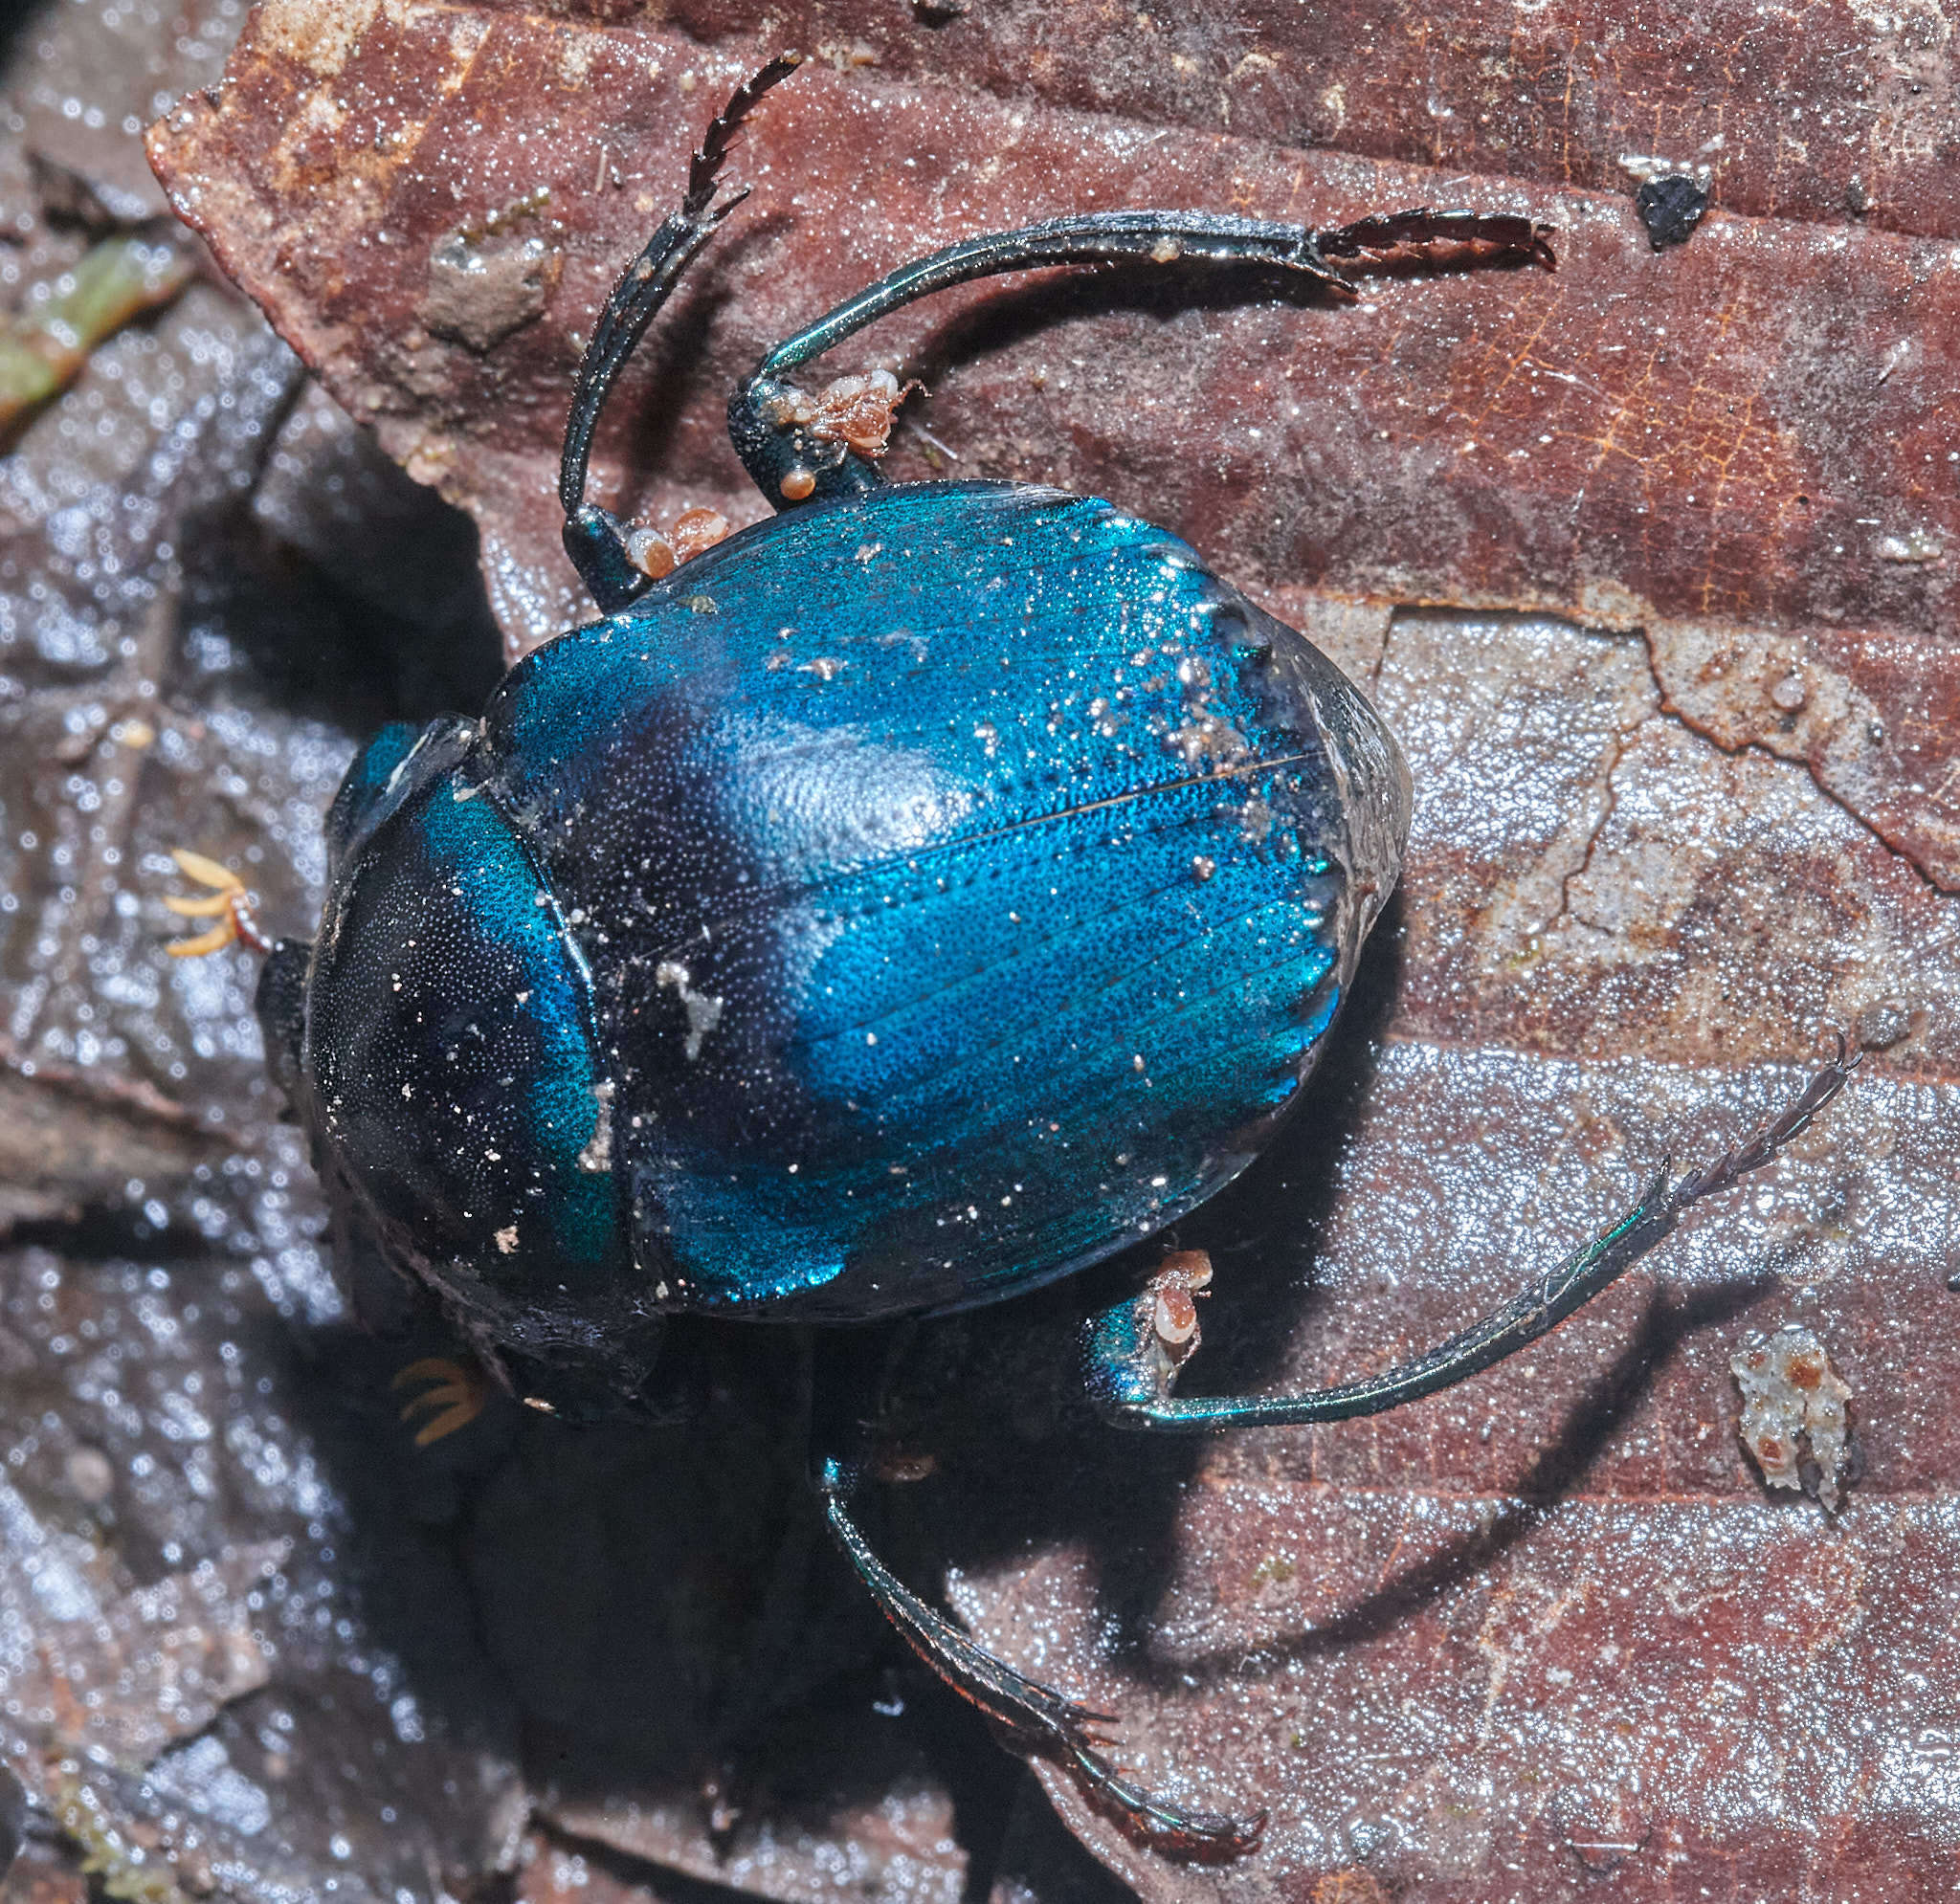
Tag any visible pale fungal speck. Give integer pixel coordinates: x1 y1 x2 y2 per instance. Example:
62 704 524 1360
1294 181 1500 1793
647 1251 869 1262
576 1078 615 1173
655 960 724 1059
1731 1324 1854 1512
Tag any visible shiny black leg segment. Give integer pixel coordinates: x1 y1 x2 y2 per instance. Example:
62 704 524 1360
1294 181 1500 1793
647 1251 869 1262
558 51 803 612
729 205 1555 509
555 55 1557 590
814 1454 1264 1856
810 1328 1263 1855
1085 1039 1860 1429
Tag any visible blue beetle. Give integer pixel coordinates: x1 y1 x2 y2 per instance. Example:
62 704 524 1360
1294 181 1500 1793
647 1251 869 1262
168 55 1856 1852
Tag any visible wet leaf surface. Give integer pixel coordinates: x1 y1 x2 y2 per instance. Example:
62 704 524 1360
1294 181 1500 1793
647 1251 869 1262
147 1 1960 891
3 1 1956 1901
2 15 1024 1894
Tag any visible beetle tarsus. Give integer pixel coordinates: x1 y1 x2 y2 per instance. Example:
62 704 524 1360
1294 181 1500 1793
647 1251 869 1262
392 1356 488 1446
1317 207 1557 273
1085 1036 1860 1430
685 51 804 218
818 1464 1263 1853
558 51 803 609
1060 1743 1267 1859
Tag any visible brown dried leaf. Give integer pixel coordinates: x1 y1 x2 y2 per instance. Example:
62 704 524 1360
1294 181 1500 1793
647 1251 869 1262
133 4 1960 1898
146 2 1960 885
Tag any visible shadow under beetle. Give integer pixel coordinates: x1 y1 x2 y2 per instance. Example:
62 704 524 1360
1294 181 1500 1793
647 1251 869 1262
171 55 1859 1852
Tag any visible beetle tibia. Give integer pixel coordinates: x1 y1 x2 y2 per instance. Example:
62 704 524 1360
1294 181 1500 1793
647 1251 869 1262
1084 1038 1860 1431
817 1461 1263 1856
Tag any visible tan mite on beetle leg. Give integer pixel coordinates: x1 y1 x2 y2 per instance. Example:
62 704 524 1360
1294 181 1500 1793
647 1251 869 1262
624 504 735 582
772 369 924 504
1141 1248 1214 1379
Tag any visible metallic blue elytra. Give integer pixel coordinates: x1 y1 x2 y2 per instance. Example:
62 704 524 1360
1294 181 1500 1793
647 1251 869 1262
274 480 1406 1368
216 55 1852 1856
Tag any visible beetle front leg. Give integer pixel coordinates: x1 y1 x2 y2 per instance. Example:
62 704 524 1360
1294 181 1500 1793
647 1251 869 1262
1085 1041 1860 1431
558 52 803 611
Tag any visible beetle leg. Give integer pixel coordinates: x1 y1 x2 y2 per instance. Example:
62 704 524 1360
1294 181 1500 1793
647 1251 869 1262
815 1456 1264 1855
163 848 271 958
729 206 1554 509
1315 207 1558 271
1085 1038 1861 1430
558 51 804 612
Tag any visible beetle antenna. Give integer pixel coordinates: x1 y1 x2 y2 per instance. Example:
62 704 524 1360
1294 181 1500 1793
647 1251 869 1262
560 51 804 612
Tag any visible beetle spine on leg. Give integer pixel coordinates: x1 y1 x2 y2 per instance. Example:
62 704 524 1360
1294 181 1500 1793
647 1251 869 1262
559 52 804 611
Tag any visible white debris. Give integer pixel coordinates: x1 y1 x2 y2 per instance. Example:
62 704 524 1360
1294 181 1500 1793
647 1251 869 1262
1731 1325 1854 1512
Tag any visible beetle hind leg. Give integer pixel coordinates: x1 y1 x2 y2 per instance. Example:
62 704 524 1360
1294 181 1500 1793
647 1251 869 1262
1085 1039 1861 1432
730 203 1556 510
817 1461 1264 1855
